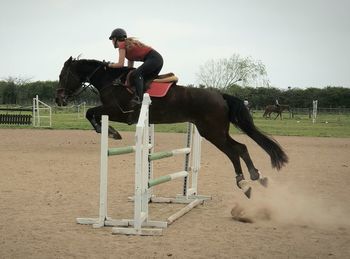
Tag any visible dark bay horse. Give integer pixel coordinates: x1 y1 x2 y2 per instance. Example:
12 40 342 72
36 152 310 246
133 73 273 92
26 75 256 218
263 104 290 120
56 57 288 198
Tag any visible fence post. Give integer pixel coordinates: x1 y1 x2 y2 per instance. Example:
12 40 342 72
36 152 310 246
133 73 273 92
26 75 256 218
312 100 318 124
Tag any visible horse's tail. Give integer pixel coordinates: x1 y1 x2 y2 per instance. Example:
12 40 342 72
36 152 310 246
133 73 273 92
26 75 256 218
222 94 288 170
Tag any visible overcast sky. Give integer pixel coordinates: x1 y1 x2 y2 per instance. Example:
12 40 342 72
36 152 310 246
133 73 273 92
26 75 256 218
0 0 349 89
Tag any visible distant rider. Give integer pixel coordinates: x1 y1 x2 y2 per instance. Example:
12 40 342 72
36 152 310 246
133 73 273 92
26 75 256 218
275 99 280 107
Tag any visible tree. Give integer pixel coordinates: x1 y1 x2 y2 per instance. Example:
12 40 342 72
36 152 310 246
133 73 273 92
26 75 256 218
197 54 269 89
0 77 33 104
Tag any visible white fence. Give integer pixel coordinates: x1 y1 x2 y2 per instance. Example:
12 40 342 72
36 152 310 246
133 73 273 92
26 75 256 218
32 95 52 127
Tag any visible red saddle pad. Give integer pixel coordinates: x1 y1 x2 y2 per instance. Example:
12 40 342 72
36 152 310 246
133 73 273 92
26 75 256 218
146 82 173 97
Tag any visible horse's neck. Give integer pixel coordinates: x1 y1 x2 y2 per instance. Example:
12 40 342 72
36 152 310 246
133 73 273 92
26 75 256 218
76 61 101 81
110 67 132 80
77 60 132 88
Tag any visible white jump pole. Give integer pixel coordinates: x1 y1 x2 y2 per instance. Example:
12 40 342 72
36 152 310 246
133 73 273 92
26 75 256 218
76 115 127 228
76 115 108 227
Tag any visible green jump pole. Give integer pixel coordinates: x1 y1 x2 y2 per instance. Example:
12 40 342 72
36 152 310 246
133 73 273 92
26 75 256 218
149 151 173 161
148 171 188 188
149 148 191 161
108 146 135 156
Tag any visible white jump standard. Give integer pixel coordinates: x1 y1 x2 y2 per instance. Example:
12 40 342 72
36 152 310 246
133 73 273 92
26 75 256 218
76 93 210 235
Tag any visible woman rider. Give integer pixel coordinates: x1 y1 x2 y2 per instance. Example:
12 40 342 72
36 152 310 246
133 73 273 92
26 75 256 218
107 28 163 106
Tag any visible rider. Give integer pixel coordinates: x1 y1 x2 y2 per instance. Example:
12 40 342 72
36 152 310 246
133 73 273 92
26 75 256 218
275 99 280 107
107 28 163 106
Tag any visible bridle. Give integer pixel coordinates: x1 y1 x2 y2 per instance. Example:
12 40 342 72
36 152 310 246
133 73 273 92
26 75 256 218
56 61 135 114
56 62 103 100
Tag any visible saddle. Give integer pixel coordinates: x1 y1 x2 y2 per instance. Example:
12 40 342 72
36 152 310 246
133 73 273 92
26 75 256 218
123 72 178 98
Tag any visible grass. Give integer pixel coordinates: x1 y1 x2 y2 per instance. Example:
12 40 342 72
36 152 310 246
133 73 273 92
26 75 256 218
250 111 350 137
1 108 350 138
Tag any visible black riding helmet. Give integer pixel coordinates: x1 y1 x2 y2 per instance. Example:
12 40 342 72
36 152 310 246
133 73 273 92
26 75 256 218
109 28 127 40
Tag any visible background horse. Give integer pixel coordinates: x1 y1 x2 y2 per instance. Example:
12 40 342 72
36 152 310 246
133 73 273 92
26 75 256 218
56 57 288 197
263 104 290 120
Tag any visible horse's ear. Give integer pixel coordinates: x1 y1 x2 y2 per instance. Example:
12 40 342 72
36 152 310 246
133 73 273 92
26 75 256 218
64 56 73 67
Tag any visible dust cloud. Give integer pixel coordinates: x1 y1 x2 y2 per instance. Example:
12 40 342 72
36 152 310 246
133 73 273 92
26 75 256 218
231 179 350 228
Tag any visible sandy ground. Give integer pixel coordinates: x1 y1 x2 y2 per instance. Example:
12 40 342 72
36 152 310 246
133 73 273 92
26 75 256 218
0 128 349 259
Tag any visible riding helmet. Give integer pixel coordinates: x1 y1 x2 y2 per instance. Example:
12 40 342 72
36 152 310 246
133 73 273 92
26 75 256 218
109 28 127 40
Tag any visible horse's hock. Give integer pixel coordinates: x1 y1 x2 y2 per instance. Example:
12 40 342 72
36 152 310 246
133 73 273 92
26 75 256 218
76 94 211 236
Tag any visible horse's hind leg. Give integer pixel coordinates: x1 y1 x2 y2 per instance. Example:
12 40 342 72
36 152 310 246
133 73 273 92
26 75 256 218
227 136 268 186
217 138 254 198
197 120 268 198
196 122 256 197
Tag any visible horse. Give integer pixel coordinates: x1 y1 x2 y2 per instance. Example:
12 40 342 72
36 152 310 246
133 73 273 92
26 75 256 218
55 57 288 198
263 104 290 120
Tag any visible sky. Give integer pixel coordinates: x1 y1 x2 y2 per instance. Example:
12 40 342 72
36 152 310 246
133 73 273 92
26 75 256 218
0 0 349 89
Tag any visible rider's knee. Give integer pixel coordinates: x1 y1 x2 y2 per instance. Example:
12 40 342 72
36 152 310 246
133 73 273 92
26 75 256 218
129 70 141 82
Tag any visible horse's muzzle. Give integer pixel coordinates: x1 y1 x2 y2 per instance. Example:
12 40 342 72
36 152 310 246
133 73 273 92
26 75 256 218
55 96 67 106
55 89 68 106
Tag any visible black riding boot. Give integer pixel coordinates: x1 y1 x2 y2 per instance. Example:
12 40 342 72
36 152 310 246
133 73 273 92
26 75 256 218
130 75 144 107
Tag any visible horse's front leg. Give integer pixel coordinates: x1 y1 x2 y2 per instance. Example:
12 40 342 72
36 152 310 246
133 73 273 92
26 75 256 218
86 106 122 139
86 106 103 133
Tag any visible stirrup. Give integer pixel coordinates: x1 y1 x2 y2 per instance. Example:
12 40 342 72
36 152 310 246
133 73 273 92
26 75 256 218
128 96 142 110
130 96 141 105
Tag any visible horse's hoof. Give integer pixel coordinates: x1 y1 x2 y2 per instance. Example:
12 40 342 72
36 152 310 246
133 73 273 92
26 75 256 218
244 187 252 199
109 133 122 140
259 177 269 188
237 180 252 199
250 169 261 181
108 126 122 140
250 173 260 181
